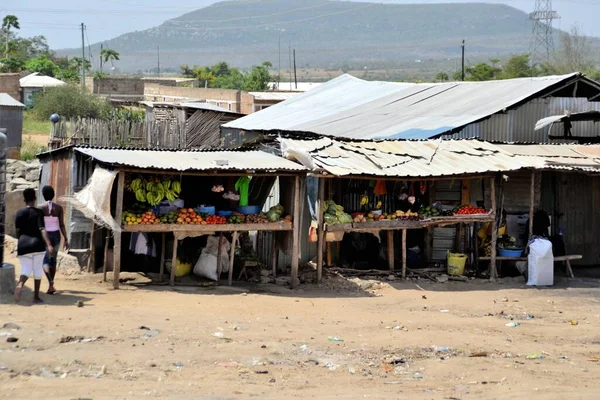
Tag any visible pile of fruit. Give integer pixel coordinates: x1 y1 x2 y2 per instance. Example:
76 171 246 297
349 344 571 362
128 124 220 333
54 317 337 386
418 205 441 218
353 213 367 223
365 210 420 221
205 215 227 224
246 214 269 224
123 210 160 225
228 213 245 224
395 210 420 220
454 205 488 215
176 208 204 224
127 176 182 206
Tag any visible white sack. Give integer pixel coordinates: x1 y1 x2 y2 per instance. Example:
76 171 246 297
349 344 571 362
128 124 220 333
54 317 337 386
527 238 554 286
193 252 218 281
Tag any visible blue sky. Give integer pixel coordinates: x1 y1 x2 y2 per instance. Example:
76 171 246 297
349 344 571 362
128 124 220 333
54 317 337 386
4 0 599 49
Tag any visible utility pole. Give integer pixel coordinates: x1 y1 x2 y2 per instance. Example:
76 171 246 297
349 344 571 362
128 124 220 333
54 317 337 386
81 23 86 89
278 36 281 90
288 42 292 91
157 45 160 77
529 0 559 66
293 49 297 90
100 43 103 73
461 40 465 81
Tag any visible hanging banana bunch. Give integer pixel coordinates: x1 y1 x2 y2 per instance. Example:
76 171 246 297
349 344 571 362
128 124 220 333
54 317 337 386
126 176 182 206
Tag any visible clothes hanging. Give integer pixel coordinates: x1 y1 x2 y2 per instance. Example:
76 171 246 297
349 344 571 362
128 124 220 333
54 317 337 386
235 176 251 207
129 233 156 257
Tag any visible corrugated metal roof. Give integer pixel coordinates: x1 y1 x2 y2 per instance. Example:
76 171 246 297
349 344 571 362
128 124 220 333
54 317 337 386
281 138 529 177
73 147 306 172
19 73 66 88
141 100 240 114
225 73 597 140
495 143 600 172
0 93 24 107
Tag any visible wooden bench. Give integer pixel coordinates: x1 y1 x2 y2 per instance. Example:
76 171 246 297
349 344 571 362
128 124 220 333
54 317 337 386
479 255 582 278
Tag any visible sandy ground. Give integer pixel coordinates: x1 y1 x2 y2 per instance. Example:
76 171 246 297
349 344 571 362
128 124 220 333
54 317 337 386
1 252 600 400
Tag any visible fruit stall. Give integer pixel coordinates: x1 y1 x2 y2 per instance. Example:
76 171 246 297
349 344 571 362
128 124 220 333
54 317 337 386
59 146 307 289
278 137 533 282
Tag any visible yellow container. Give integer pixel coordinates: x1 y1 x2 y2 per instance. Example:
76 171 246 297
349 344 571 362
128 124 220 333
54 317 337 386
167 260 192 277
447 251 467 276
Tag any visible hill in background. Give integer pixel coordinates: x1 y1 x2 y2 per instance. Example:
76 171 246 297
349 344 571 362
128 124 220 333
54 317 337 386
57 0 559 75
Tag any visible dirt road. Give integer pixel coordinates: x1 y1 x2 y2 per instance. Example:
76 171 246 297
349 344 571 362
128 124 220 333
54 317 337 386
1 254 600 399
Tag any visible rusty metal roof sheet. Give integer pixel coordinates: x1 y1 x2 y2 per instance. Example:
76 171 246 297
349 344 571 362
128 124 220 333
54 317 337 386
74 147 307 173
281 138 529 177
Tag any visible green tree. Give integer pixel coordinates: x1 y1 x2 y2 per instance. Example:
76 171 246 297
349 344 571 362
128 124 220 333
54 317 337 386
499 54 538 79
2 15 19 57
214 67 244 89
554 24 596 73
55 67 80 83
180 64 194 77
435 72 449 82
69 57 91 74
100 48 120 72
25 55 58 76
0 57 24 72
243 61 272 91
465 61 502 81
32 84 112 119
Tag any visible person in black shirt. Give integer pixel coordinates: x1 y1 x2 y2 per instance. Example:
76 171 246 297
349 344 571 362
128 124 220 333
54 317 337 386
14 188 54 303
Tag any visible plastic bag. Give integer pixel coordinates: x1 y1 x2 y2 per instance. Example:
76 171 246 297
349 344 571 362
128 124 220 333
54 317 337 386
527 238 553 286
193 252 219 281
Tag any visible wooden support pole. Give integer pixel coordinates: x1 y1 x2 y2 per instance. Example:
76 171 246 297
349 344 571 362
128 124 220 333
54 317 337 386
216 233 224 279
113 170 125 289
291 176 301 288
170 235 178 286
402 229 407 279
87 224 96 273
102 230 110 282
270 234 278 278
317 178 325 283
489 177 498 280
159 232 166 282
529 171 535 238
228 231 238 286
387 231 395 271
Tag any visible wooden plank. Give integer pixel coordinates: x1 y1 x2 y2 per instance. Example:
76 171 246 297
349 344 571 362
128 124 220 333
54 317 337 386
113 170 125 289
387 231 394 271
489 177 498 280
122 221 293 233
317 178 325 283
228 231 238 286
102 230 110 282
461 179 471 205
216 233 224 279
159 232 166 282
480 255 582 261
402 229 407 279
271 234 278 278
87 224 96 273
529 171 535 237
291 176 301 288
170 236 178 286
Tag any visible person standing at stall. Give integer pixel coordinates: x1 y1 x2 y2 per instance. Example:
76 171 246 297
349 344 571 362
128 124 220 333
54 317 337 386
39 186 69 294
14 188 54 303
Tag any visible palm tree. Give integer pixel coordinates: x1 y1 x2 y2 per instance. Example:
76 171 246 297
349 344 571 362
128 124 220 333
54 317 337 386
2 15 20 58
100 48 120 72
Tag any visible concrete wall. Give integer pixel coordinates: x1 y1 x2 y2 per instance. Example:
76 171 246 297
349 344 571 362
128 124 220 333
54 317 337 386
89 78 177 96
144 84 256 114
0 73 21 102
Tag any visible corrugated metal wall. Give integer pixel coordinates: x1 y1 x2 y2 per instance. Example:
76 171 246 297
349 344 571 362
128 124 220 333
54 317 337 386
451 97 600 143
0 106 23 148
553 172 600 266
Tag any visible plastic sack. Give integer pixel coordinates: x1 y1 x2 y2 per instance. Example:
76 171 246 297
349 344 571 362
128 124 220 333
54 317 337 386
193 253 219 281
527 238 554 286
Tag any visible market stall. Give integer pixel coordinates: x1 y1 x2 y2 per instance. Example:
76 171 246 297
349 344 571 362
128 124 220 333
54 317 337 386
280 137 533 281
61 146 306 289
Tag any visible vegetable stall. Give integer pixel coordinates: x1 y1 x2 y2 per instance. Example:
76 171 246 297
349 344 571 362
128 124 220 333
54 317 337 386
279 137 531 281
62 146 306 289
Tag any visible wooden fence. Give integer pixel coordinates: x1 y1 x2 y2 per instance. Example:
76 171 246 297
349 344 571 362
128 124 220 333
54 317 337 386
49 119 186 150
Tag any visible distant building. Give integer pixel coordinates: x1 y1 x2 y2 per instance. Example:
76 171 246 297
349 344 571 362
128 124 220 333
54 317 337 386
19 73 66 107
0 93 24 158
